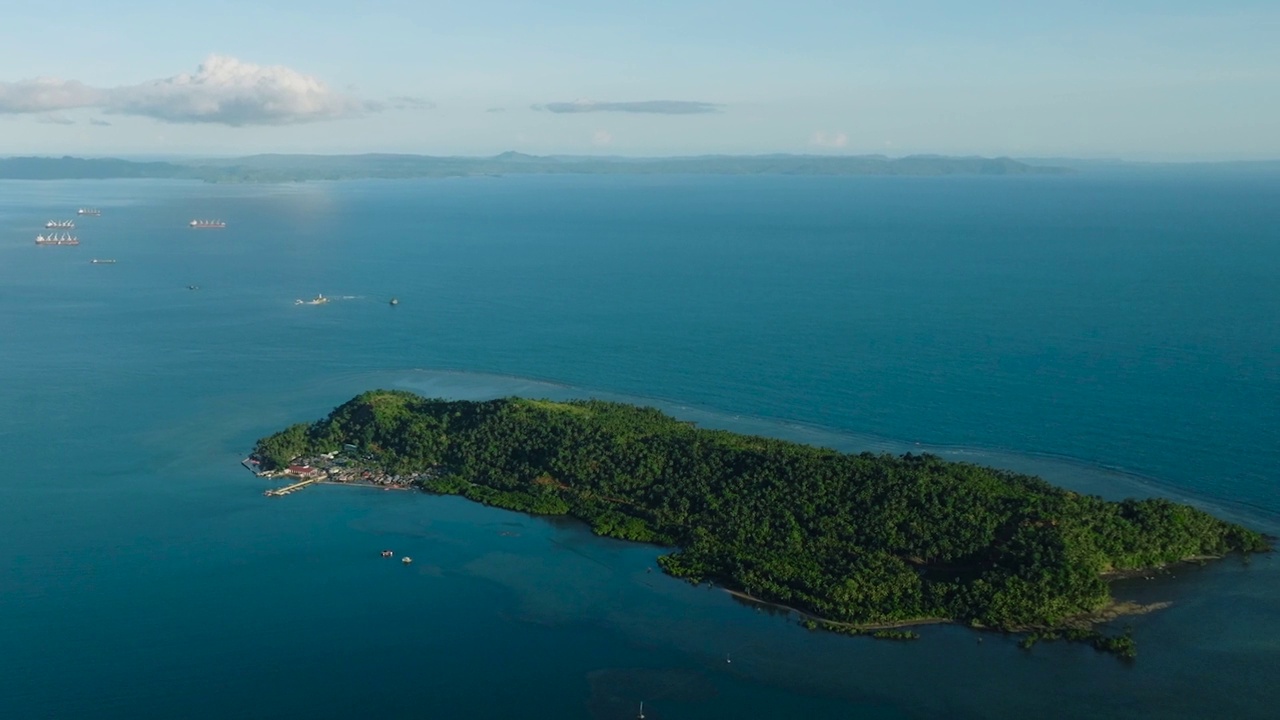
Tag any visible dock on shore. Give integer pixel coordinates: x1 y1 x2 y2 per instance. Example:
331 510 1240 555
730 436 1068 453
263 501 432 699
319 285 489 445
264 477 320 497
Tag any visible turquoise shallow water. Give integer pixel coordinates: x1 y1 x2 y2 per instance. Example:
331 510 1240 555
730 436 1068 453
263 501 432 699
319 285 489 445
1 172 1278 719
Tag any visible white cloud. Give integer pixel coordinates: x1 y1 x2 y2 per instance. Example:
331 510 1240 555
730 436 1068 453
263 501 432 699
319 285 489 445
810 130 849 149
0 78 103 113
591 129 613 147
0 56 371 126
107 55 365 126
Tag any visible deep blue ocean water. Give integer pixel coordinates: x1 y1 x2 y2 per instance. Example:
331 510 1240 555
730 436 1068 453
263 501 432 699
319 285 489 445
1 171 1277 719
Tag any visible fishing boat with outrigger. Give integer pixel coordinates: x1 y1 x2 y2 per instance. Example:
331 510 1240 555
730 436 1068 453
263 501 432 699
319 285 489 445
45 220 75 229
77 208 101 216
189 220 226 229
35 233 79 246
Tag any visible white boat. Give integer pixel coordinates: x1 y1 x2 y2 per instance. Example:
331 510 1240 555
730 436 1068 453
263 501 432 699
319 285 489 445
401 556 413 565
35 232 79 246
189 220 226 229
45 220 75 229
77 208 102 216
90 259 116 264
295 294 329 305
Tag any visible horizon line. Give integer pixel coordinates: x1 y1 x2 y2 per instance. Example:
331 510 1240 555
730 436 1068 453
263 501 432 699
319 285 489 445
3 151 1279 166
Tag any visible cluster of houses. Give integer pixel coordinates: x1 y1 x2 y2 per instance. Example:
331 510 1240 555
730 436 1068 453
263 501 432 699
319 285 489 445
264 449 437 489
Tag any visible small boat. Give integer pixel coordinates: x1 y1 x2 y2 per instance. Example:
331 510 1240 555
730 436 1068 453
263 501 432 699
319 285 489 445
389 297 399 306
90 259 116 264
295 294 329 305
401 556 413 564
381 550 394 558
187 285 200 290
637 701 645 719
35 233 79 246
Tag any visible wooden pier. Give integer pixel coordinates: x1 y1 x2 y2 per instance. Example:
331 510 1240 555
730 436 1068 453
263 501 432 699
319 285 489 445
264 477 320 497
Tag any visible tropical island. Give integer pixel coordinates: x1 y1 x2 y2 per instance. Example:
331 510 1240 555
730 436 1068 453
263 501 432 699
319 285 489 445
253 390 1270 657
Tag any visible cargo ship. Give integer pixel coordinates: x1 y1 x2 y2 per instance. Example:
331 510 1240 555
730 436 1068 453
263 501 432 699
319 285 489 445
189 220 226 229
90 259 116 264
35 233 79 246
77 208 102 216
45 220 75 229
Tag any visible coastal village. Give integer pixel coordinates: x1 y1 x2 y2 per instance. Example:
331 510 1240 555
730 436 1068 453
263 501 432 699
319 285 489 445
244 448 438 565
243 447 439 497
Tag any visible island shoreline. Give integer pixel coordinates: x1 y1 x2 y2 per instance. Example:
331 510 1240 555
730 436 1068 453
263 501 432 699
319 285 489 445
249 390 1272 659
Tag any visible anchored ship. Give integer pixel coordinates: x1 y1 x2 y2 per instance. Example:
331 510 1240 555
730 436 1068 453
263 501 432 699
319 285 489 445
189 220 226 229
45 220 75 229
90 259 116 264
35 233 80 246
77 208 102 216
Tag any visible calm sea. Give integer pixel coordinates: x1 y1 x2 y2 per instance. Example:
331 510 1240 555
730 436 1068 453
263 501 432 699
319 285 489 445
1 171 1277 719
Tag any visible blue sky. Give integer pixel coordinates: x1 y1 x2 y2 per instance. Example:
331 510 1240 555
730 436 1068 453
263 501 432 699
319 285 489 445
1 0 1277 159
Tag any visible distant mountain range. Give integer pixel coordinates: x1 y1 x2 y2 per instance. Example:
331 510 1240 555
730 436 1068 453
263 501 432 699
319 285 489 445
0 153 1071 182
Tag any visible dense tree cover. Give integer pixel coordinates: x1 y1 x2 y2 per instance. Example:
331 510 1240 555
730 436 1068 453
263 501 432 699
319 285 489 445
254 390 1269 632
1021 627 1138 660
255 423 312 469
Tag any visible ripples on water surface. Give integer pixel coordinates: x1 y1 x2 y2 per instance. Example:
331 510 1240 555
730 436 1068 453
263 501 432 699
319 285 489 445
0 172 1277 719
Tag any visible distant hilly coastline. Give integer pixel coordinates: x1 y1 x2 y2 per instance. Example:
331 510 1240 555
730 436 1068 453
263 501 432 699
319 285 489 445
0 153 1070 182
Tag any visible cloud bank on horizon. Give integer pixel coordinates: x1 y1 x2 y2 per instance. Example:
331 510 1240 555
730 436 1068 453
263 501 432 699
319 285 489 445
35 113 77 126
383 96 436 111
0 56 377 126
537 99 720 114
810 130 849 149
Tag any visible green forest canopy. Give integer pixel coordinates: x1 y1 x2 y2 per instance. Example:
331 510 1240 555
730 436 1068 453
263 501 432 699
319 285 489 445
254 390 1269 631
